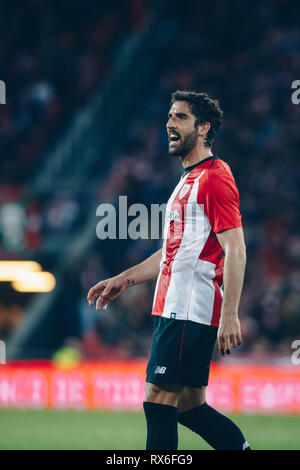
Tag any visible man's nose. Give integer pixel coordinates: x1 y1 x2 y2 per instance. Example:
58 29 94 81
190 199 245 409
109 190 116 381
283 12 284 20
166 118 177 129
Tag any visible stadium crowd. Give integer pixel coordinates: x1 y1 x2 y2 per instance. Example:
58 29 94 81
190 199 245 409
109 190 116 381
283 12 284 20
75 1 300 361
1 1 299 360
0 0 148 186
0 0 149 343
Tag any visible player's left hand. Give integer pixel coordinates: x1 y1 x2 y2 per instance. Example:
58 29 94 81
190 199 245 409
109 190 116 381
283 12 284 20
217 315 242 356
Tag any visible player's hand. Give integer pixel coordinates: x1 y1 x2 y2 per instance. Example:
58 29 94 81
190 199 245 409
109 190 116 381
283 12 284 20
87 275 128 311
217 314 242 356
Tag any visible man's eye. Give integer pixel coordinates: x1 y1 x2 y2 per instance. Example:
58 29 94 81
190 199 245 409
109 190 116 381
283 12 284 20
167 114 187 120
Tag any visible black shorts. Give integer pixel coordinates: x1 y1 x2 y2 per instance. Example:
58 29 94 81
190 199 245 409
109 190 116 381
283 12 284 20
146 316 218 388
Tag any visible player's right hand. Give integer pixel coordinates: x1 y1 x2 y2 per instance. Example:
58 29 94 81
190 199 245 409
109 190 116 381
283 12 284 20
87 275 128 311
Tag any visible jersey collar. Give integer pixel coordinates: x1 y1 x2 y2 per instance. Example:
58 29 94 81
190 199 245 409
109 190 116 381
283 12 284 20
181 156 217 178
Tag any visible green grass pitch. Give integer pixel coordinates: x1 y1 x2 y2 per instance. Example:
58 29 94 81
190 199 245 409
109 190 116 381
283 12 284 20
0 409 299 450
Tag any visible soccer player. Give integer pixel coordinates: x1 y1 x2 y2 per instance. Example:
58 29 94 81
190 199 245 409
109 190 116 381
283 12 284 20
87 91 251 450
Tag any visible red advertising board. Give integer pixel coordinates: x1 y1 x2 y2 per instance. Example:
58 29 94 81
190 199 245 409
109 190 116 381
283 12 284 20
0 361 300 414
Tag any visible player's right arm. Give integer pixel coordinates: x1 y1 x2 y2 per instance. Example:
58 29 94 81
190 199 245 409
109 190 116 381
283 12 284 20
87 248 162 311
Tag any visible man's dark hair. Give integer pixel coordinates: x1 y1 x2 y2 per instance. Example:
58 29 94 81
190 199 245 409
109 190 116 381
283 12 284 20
170 90 223 147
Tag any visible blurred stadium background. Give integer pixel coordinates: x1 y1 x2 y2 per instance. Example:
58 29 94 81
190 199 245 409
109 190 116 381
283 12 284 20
0 0 300 450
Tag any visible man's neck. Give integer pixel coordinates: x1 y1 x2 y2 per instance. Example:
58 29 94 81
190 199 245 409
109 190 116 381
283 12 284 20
180 146 213 169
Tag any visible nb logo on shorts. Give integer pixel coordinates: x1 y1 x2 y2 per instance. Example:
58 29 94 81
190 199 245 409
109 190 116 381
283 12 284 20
155 366 166 374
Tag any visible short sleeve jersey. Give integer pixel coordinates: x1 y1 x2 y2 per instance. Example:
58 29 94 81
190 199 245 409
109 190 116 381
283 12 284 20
151 156 242 327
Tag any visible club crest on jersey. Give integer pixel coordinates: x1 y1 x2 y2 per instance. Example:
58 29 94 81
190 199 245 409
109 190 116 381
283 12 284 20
179 184 190 200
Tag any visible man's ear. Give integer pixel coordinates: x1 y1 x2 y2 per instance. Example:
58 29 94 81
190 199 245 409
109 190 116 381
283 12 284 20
197 122 210 138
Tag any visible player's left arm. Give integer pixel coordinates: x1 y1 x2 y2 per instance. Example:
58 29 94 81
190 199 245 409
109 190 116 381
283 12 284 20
216 226 246 356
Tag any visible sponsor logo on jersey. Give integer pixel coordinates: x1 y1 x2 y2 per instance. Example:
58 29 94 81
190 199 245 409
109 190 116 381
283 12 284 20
179 184 190 199
155 366 167 374
167 209 181 221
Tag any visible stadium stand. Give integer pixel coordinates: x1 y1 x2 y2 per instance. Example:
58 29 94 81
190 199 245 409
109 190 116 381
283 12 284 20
1 0 300 360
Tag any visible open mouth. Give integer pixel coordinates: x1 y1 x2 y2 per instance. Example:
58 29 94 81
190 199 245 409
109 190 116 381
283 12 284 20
169 132 180 143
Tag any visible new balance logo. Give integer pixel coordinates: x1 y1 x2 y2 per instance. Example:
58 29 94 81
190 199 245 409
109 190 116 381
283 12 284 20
155 366 166 374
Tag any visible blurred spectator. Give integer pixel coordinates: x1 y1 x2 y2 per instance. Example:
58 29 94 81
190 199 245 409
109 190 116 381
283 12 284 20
1 0 300 359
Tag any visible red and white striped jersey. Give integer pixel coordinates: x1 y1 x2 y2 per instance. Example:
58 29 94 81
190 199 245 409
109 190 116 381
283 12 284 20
152 156 242 327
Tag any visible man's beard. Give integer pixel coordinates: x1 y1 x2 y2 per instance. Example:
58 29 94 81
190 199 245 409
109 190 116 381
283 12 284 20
168 128 198 157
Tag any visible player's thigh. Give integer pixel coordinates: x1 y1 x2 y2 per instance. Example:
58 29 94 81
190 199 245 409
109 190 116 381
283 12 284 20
177 386 206 413
144 381 184 406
